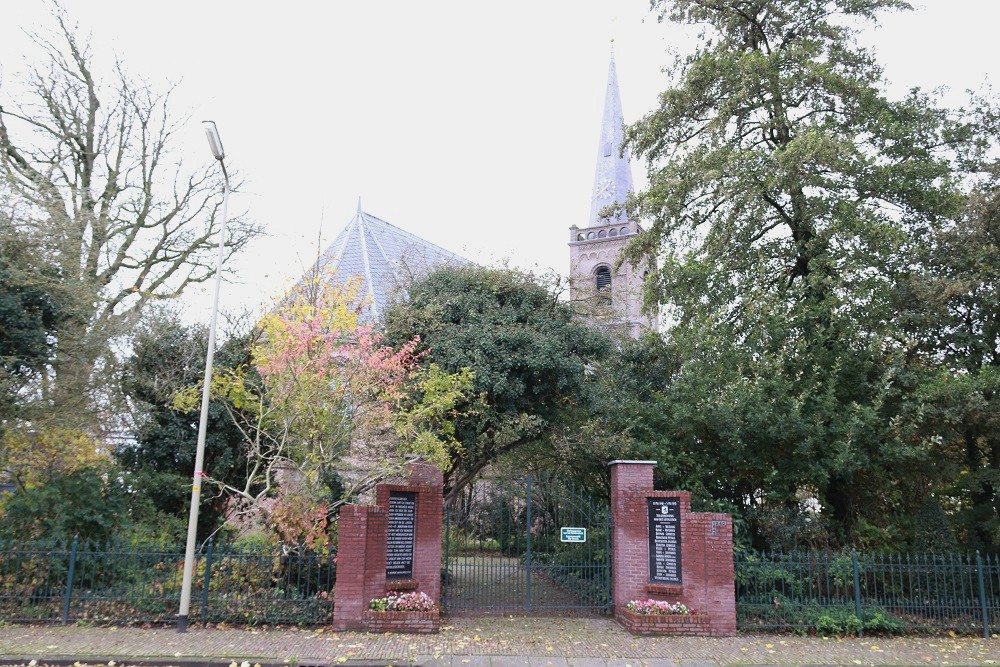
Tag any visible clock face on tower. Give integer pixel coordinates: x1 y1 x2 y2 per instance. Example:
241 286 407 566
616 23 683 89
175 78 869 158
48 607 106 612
596 178 615 200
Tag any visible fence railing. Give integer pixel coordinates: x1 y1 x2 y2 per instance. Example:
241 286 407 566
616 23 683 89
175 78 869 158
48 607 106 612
3 538 999 635
0 537 335 626
737 550 1000 636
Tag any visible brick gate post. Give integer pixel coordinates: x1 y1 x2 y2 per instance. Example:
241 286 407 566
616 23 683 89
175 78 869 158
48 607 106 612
332 463 443 633
608 460 736 636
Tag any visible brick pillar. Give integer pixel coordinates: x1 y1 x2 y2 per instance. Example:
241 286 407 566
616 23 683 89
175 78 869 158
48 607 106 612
608 460 736 636
609 460 658 617
332 463 444 632
331 505 379 631
377 463 443 603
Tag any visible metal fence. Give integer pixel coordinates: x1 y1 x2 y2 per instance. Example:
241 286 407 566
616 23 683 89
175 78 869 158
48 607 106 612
0 537 335 626
442 474 611 615
4 537 1000 635
737 550 1000 636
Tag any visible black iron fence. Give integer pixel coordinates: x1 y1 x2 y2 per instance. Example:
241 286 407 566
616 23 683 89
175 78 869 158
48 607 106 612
737 550 1000 636
442 474 611 615
0 537 335 626
3 537 1000 635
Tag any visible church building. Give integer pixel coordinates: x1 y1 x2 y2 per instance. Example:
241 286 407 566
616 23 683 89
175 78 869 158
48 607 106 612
310 200 470 324
315 55 654 335
569 54 657 338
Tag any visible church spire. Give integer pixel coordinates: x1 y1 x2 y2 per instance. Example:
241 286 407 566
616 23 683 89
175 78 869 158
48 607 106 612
588 52 634 227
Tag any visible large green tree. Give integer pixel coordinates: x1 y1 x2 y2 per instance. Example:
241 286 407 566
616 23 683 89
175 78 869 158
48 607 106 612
382 266 611 498
0 207 68 427
897 159 1000 549
117 311 256 540
620 0 991 547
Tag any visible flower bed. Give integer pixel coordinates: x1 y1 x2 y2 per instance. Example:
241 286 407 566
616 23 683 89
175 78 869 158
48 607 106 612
618 600 710 636
627 599 691 615
369 591 435 612
363 592 439 634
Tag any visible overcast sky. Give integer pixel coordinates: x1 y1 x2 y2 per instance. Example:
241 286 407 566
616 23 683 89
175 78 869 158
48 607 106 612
1 1 995 322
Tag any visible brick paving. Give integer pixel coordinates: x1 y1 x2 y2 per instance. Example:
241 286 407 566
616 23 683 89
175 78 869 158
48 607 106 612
1 617 1000 666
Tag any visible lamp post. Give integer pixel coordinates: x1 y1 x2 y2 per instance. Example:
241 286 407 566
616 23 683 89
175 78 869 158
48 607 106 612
178 120 230 633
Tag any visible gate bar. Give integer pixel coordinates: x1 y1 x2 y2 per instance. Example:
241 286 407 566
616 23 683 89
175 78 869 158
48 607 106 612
525 474 532 613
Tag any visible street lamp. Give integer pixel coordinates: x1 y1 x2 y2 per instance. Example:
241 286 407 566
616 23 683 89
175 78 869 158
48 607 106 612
178 120 230 633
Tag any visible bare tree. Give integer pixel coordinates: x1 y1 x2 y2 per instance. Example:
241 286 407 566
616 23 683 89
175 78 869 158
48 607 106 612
0 5 259 426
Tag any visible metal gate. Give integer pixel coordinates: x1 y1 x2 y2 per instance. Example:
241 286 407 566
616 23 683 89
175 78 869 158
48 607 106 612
441 474 611 615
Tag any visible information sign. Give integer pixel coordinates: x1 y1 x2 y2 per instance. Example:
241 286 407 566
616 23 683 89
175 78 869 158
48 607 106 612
560 527 587 543
386 491 416 579
647 497 681 584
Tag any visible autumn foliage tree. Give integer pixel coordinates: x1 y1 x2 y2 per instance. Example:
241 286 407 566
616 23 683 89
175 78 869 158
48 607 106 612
175 269 473 539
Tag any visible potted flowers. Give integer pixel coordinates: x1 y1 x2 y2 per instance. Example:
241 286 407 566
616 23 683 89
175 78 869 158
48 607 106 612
363 591 439 634
618 599 710 636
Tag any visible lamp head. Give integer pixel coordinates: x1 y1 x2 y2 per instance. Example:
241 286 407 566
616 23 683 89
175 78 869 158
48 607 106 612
202 120 225 161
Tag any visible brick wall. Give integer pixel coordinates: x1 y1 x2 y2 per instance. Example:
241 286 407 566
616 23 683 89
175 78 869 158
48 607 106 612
608 460 736 636
331 463 443 632
361 609 440 634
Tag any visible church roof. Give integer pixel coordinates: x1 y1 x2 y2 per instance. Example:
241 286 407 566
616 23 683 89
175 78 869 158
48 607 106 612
588 53 635 228
314 202 470 323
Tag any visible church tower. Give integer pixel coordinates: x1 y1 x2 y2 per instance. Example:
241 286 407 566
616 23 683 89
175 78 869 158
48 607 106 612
569 53 656 338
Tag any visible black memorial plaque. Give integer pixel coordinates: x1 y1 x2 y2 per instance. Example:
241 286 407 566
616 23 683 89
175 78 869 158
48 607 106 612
386 491 417 579
647 497 682 584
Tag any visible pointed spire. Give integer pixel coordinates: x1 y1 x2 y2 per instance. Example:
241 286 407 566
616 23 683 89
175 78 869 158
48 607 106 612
357 196 363 216
588 52 634 227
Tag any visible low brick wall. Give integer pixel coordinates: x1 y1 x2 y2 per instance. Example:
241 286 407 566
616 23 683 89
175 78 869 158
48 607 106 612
616 608 712 636
361 608 440 634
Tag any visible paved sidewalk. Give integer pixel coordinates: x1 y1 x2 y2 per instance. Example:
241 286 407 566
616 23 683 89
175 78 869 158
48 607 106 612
2 617 1000 666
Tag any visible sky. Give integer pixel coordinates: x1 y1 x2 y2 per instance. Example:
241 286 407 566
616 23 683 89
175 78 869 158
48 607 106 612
1 1 996 324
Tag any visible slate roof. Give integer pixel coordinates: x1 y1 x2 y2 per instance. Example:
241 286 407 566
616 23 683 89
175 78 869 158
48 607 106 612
314 202 470 323
588 54 635 228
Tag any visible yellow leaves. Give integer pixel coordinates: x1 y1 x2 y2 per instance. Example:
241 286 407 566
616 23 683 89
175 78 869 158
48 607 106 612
1 427 109 492
394 364 476 471
171 369 259 414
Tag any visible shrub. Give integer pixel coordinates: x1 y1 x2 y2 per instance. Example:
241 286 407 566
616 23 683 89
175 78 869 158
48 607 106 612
863 608 905 635
815 609 863 636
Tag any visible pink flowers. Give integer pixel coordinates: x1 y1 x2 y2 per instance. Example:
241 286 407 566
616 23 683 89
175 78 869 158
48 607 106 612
369 591 436 612
626 599 691 615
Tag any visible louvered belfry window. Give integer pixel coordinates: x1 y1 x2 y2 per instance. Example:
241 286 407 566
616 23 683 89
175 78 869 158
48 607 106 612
595 266 612 292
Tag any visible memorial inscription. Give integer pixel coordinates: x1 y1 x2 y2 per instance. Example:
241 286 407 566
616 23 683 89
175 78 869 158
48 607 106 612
647 497 681 584
386 491 417 579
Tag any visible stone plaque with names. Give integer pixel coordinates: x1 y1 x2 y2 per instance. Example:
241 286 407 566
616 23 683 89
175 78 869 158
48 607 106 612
386 491 416 579
647 497 682 584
